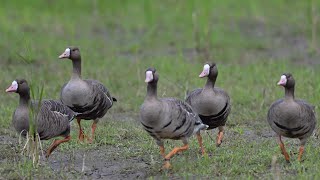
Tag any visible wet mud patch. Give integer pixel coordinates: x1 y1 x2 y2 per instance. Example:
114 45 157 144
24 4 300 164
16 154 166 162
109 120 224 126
48 146 150 179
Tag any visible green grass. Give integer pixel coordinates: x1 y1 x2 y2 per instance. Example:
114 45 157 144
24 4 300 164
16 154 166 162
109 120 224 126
1 0 320 179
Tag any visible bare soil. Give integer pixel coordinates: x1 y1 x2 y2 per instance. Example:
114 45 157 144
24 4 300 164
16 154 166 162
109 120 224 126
0 130 151 180
48 147 150 179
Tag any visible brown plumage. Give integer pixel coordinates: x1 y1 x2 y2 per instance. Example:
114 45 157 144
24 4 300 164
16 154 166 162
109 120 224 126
140 68 208 169
186 63 231 146
6 79 77 158
58 47 116 143
267 73 316 162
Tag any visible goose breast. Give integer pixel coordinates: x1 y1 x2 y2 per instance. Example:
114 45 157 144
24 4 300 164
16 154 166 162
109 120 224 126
12 107 29 136
61 80 92 106
187 88 229 116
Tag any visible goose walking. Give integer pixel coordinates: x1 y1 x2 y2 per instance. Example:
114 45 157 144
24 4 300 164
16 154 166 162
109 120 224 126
186 63 231 146
6 79 77 157
267 73 316 162
140 68 208 169
58 47 117 143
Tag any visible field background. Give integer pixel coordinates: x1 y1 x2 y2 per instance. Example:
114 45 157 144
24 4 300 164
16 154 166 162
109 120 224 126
1 0 320 179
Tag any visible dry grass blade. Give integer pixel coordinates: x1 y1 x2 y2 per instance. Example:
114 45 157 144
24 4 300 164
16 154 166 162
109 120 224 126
271 155 280 180
311 0 319 52
82 153 86 172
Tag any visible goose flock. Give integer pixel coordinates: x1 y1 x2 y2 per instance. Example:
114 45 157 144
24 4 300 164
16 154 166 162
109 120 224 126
5 47 316 169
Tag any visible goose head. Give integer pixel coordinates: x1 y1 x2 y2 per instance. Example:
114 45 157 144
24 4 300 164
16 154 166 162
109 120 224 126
58 47 81 61
6 79 30 96
277 73 295 89
145 67 158 83
199 63 218 78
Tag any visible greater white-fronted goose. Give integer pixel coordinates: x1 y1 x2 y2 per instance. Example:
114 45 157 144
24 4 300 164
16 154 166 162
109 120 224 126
6 79 77 158
267 73 316 162
186 63 231 146
58 47 117 143
140 68 208 169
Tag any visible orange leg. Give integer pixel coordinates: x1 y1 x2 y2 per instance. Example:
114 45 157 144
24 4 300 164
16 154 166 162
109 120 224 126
216 126 224 147
298 145 304 162
278 136 290 162
88 120 98 143
196 133 206 155
46 135 71 158
163 144 189 169
160 145 165 158
77 118 85 142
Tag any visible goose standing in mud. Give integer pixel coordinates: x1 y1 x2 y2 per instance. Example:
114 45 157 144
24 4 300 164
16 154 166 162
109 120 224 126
267 73 316 162
58 47 117 143
186 63 231 146
6 79 77 157
140 68 208 169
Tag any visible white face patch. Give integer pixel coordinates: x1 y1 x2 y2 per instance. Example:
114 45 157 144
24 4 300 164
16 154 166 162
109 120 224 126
203 64 210 72
277 75 287 86
145 71 154 83
11 81 18 90
199 64 210 77
64 48 71 57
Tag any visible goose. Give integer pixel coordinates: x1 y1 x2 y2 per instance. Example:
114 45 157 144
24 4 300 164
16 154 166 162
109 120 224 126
267 73 316 162
58 47 117 143
6 79 77 158
186 63 231 146
140 68 208 169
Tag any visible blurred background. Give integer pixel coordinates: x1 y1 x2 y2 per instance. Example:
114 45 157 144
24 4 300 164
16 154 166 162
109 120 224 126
1 0 319 63
1 0 319 110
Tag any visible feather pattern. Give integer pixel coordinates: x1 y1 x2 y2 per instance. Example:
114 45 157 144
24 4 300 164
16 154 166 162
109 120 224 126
32 100 76 140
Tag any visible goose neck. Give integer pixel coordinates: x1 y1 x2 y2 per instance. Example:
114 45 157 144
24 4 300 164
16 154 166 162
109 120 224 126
204 77 216 89
19 92 30 107
284 87 294 100
146 82 158 100
72 59 82 79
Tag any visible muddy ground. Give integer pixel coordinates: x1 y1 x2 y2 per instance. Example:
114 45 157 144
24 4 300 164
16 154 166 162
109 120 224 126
0 114 153 180
0 123 274 180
